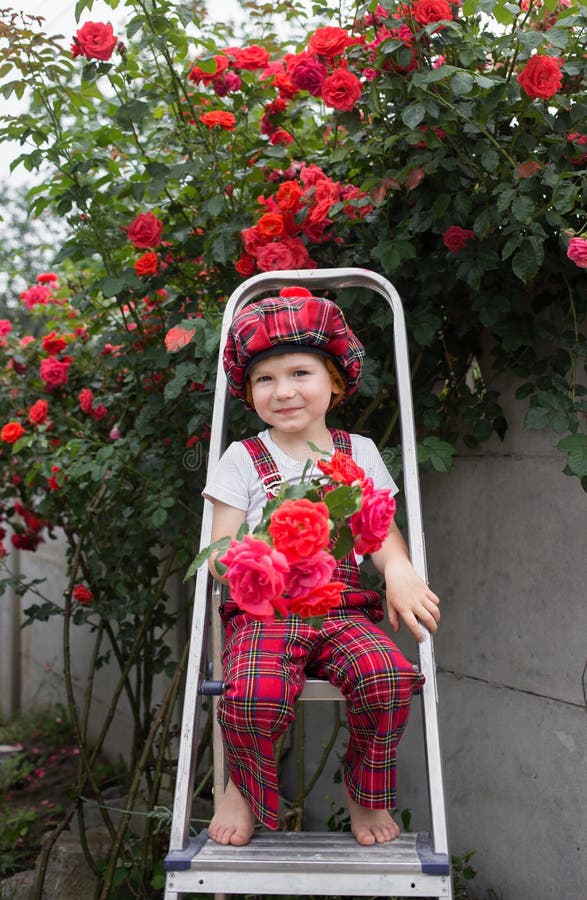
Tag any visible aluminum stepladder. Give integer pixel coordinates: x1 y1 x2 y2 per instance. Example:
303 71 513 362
164 268 452 899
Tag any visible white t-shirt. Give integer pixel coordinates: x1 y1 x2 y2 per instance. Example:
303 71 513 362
203 429 398 532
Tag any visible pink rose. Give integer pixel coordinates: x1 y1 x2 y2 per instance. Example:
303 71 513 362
442 225 476 252
256 241 296 271
19 284 52 309
288 53 328 96
127 212 164 249
350 478 396 555
40 357 70 389
164 325 195 353
220 535 290 621
0 319 12 336
567 237 587 268
284 551 337 599
321 68 362 112
74 22 118 62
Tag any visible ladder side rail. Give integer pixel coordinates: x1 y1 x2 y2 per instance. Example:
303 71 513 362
168 379 230 852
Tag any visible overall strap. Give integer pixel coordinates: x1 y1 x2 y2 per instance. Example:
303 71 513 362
329 428 352 456
241 437 282 500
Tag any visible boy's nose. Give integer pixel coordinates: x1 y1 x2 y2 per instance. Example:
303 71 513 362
274 378 295 398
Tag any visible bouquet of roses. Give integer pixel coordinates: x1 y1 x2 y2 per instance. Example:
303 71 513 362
188 449 396 626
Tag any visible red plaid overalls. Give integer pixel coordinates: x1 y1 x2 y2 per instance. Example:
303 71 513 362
217 429 425 829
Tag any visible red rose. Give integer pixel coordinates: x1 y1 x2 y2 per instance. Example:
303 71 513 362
288 53 328 96
241 225 267 256
127 212 164 249
349 478 396 555
257 213 286 239
220 535 290 621
269 128 294 147
0 319 12 336
48 465 64 491
78 388 94 414
517 55 563 100
199 110 236 130
442 225 476 252
36 272 59 284
256 241 296 271
288 581 346 619
12 532 42 551
412 0 453 25
20 284 52 310
276 181 303 213
28 400 49 426
40 357 70 389
280 237 317 269
1 421 25 444
164 325 195 352
230 45 270 70
308 26 352 58
317 450 365 485
74 21 118 61
134 251 159 276
567 237 587 268
268 499 331 564
73 584 94 605
234 254 256 277
321 68 362 112
516 160 542 179
41 331 68 356
284 551 336 599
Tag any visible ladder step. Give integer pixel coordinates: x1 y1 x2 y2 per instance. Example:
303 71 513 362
165 830 450 897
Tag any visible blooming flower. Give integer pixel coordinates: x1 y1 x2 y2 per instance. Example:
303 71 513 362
412 0 453 25
1 421 25 444
40 357 71 390
165 325 195 352
268 498 331 563
127 212 164 249
41 331 68 356
73 584 94 605
73 21 118 61
517 55 563 100
134 251 159 277
321 68 362 112
442 225 476 252
28 400 49 426
349 477 397 556
566 237 587 268
220 535 290 621
199 110 236 130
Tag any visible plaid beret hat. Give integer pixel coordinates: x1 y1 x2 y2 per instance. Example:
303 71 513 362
223 287 365 403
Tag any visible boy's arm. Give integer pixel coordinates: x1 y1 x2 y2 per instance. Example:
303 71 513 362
208 499 247 583
370 520 440 643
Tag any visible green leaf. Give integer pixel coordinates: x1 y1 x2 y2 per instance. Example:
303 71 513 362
450 71 474 95
418 437 455 473
184 536 231 581
323 485 362 519
402 102 426 129
557 434 587 477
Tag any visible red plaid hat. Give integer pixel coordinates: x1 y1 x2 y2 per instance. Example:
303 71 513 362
223 287 364 403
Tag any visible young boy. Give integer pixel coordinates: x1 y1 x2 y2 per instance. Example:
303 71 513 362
202 287 440 848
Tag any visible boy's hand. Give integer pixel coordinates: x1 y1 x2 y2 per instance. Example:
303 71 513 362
384 558 440 643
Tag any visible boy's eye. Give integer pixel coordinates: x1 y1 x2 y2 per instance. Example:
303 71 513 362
255 374 271 383
294 369 309 377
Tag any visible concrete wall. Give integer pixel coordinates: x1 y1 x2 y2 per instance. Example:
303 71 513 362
2 379 585 900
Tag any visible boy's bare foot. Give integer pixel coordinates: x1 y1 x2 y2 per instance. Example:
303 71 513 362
345 788 400 845
208 777 256 846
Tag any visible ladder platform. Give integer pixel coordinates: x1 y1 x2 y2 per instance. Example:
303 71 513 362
165 830 450 896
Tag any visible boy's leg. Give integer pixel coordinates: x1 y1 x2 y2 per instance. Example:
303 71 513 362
213 616 314 841
311 612 424 844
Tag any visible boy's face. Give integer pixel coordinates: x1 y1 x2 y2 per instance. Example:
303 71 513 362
248 351 334 432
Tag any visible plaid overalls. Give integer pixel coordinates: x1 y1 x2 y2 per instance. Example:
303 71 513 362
217 429 425 829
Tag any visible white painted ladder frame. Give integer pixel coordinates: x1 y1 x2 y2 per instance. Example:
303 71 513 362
164 268 451 897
